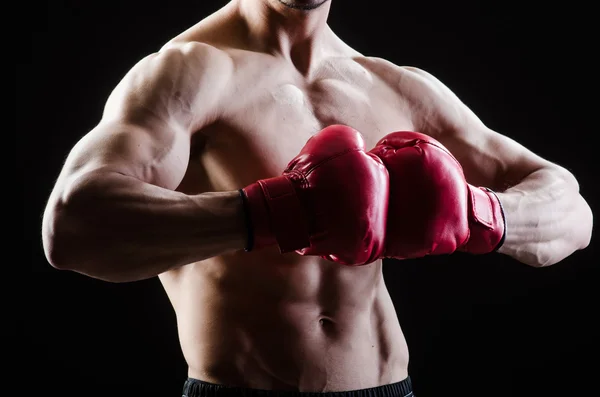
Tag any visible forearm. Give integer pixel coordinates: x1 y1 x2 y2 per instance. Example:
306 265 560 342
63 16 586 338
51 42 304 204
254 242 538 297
42 171 247 282
495 168 593 267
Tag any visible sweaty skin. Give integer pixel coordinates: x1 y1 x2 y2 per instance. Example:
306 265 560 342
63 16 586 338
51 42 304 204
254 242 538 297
41 0 593 392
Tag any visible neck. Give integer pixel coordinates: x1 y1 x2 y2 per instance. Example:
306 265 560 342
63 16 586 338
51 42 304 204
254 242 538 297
235 0 332 74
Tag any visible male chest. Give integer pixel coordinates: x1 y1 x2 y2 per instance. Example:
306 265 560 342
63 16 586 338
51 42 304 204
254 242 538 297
181 58 414 193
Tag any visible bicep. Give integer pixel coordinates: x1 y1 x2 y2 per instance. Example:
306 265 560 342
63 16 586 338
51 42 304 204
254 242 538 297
61 119 190 191
440 123 556 191
56 43 229 192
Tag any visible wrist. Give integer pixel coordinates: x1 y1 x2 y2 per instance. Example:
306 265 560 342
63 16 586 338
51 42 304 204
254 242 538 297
240 180 279 251
461 185 506 254
241 175 311 253
483 188 507 251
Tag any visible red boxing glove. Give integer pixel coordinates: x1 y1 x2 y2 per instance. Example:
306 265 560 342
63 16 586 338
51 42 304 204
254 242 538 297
369 131 505 259
240 125 389 265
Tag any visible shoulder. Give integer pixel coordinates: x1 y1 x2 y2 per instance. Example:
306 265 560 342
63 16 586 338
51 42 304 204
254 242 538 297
122 41 233 92
356 57 447 92
354 57 452 103
357 57 479 134
154 41 235 90
103 41 233 126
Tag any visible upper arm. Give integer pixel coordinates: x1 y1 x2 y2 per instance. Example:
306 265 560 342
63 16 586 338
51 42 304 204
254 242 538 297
57 42 231 191
392 65 567 190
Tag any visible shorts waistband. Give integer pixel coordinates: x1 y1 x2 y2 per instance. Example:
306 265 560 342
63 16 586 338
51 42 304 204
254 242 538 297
182 376 413 397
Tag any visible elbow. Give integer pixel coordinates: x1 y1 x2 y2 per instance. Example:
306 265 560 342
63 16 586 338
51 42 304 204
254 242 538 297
42 202 138 284
42 174 87 271
41 189 104 277
42 224 127 283
42 197 76 271
42 236 67 271
42 171 106 273
578 196 594 250
556 168 593 250
41 173 139 283
42 212 122 282
536 196 594 268
42 231 81 273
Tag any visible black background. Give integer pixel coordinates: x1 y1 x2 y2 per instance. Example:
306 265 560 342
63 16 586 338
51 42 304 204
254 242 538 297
23 1 598 396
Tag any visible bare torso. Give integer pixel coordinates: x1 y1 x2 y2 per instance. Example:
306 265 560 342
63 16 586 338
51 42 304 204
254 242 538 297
158 7 417 391
38 2 592 391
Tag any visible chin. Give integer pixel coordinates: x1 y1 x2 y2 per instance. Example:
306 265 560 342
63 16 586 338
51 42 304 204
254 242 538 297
277 0 329 11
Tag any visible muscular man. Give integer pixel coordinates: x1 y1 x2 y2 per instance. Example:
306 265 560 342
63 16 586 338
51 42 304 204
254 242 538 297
41 0 593 395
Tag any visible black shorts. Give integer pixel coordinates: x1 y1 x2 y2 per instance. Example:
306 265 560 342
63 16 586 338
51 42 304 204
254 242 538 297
182 376 413 397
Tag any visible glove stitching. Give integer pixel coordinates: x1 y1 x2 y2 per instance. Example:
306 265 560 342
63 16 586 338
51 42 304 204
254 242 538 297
303 148 364 176
418 141 464 171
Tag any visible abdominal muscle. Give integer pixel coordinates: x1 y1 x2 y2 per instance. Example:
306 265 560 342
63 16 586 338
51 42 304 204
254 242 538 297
159 246 409 392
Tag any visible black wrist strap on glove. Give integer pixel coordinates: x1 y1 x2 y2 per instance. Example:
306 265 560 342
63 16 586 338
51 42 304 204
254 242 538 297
238 189 254 252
